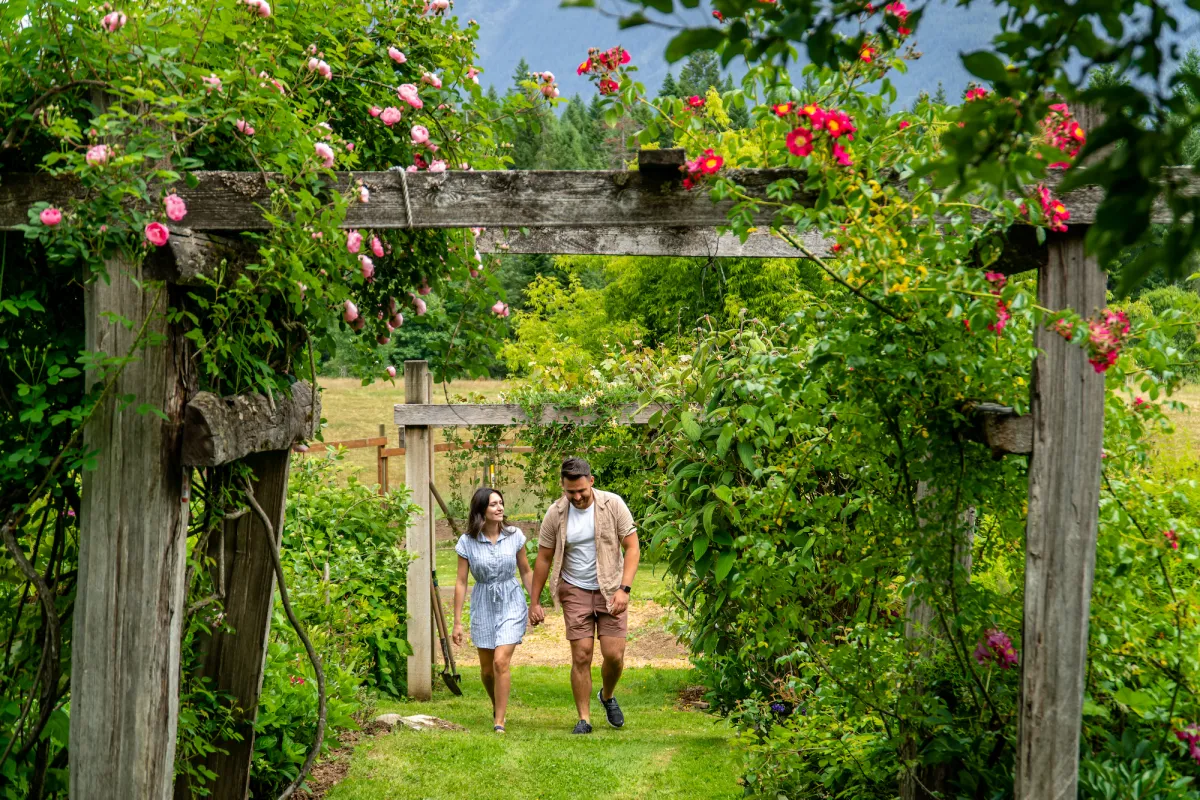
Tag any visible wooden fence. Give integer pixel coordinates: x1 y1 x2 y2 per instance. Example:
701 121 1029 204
296 423 533 494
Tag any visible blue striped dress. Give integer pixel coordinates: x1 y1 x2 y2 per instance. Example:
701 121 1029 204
455 526 528 649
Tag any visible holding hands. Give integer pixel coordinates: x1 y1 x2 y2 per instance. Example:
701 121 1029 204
528 603 545 627
452 621 464 647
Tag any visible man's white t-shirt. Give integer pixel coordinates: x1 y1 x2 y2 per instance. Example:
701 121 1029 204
561 502 600 590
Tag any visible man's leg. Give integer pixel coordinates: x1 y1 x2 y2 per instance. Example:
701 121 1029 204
598 635 626 701
569 637 595 723
491 644 516 726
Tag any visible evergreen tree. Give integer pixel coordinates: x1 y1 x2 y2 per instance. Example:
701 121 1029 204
506 57 547 170
931 81 948 105
678 51 721 98
509 57 532 95
659 71 678 98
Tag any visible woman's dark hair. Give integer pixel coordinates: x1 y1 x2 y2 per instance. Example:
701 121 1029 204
466 486 507 540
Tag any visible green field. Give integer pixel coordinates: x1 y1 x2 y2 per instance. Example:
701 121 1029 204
325 667 741 800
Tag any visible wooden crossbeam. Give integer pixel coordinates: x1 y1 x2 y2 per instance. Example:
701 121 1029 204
477 226 835 259
393 403 663 427
393 400 1031 457
0 167 804 231
0 166 1181 233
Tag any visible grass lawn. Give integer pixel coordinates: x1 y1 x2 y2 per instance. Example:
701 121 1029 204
325 666 741 800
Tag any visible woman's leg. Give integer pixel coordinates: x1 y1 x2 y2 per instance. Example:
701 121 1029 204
491 644 517 726
478 648 496 711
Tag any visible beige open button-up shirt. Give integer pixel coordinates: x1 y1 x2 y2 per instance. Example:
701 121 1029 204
538 489 637 608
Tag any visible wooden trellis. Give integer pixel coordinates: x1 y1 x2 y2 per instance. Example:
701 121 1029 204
0 139 1146 799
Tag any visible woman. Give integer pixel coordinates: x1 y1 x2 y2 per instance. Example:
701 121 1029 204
452 487 534 733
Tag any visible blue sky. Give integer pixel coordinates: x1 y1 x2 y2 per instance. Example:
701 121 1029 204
452 0 1200 109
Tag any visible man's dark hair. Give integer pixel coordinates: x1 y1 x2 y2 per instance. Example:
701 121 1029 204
560 457 592 481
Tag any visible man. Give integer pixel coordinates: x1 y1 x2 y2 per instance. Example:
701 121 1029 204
529 456 640 734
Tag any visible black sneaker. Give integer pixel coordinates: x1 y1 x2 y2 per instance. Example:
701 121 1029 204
598 690 625 729
571 719 593 735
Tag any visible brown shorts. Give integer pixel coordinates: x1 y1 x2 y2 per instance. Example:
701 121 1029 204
558 582 628 641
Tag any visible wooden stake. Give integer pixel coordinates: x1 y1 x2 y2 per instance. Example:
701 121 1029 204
404 361 433 700
1014 230 1107 798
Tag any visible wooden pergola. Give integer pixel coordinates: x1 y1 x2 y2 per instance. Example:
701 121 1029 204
0 141 1145 799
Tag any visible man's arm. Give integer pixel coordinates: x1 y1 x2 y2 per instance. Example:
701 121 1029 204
608 532 640 615
529 545 555 625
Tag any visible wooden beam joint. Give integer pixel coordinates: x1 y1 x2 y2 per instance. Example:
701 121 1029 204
181 382 320 466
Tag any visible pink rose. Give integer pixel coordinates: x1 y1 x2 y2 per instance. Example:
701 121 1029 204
101 11 126 32
388 47 407 64
428 160 446 173
386 365 397 377
359 185 370 203
201 74 222 93
164 194 187 222
346 142 354 151
235 119 255 135
39 207 62 226
85 144 110 166
391 312 404 328
359 254 375 279
369 106 382 117
422 72 443 89
406 165 419 173
380 106 402 127
314 142 335 168
343 300 359 323
397 84 422 109
410 125 430 145
491 300 510 317
466 66 480 84
307 58 331 79
145 222 170 246
370 236 385 257
346 230 363 254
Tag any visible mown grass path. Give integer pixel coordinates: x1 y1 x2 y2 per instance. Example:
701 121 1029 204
325 666 741 800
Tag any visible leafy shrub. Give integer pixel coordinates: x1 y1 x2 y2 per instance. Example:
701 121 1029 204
282 452 417 699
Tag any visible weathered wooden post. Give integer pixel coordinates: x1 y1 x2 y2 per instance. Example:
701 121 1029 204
377 423 389 494
74 263 191 799
404 361 434 699
172 383 318 800
1014 235 1107 794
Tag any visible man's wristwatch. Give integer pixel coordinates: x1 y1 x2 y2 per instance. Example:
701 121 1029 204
619 585 632 594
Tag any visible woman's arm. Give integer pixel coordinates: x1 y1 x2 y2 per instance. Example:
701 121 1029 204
516 547 534 600
451 555 470 646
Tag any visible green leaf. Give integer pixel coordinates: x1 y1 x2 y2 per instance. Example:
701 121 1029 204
714 550 735 582
665 27 725 63
716 423 734 457
961 51 1008 84
693 535 710 560
1112 687 1155 716
680 410 702 441
737 441 754 472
